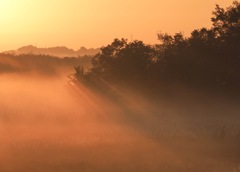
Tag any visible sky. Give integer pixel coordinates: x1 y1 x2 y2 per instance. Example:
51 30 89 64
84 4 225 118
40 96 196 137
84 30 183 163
0 0 232 51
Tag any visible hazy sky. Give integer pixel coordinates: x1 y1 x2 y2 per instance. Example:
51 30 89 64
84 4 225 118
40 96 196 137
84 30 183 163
0 0 231 51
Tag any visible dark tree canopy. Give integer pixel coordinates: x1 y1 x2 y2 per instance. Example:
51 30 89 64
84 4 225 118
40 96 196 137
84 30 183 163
91 38 156 83
73 1 240 99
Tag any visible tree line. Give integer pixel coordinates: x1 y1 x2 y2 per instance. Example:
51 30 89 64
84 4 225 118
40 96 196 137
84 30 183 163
72 1 240 99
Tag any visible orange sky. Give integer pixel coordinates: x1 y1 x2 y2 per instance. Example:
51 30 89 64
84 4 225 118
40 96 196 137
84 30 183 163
0 0 231 51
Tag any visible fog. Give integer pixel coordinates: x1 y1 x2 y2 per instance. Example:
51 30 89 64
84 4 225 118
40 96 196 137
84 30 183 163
1 72 240 172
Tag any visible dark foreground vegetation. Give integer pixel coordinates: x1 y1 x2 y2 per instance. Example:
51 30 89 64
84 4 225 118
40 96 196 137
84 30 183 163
72 1 240 101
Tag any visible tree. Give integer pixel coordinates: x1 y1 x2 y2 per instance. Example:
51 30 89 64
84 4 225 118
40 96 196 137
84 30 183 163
72 1 240 98
91 38 155 83
211 1 240 54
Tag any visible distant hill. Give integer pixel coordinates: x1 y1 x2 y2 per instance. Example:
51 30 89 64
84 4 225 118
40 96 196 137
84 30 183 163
2 45 100 57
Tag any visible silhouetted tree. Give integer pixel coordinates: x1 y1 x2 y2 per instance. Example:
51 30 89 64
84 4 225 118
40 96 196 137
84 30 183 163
91 38 156 84
72 1 240 98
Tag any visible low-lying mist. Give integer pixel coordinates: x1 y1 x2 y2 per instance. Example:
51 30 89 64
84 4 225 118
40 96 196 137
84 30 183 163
1 71 240 172
0 53 92 77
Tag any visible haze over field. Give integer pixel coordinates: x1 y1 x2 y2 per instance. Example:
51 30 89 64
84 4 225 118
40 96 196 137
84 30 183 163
1 66 240 172
1 0 240 171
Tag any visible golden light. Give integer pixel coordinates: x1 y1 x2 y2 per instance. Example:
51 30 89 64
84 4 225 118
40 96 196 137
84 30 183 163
0 0 19 22
0 0 10 15
0 0 233 52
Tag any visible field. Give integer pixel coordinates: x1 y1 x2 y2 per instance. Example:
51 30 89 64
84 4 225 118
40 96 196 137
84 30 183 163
0 72 240 172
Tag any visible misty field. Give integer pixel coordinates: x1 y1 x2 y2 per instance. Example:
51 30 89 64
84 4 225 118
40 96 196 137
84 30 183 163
1 0 240 171
0 72 240 172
